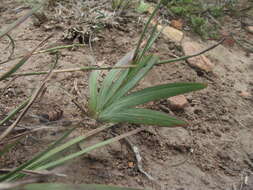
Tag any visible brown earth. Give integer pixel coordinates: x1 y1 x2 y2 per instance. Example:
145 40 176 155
1 1 253 190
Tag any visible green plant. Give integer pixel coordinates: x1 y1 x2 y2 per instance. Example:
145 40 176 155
87 2 206 127
166 0 229 39
0 1 209 189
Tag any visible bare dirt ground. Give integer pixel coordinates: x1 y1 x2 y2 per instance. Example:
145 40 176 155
1 0 253 190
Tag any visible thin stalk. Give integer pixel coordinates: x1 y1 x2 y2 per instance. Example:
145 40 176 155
133 0 163 60
11 65 136 77
6 38 225 77
0 35 53 81
0 44 85 65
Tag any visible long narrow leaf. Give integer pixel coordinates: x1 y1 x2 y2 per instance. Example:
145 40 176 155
101 69 129 110
96 50 134 111
133 1 163 60
100 108 187 127
34 128 142 170
106 55 158 105
137 22 159 61
88 70 100 116
0 98 30 126
0 35 52 81
9 125 113 181
23 183 143 190
102 83 207 113
0 129 74 181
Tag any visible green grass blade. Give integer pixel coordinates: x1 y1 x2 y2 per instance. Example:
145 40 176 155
0 129 74 181
88 70 100 116
142 26 163 56
133 1 163 60
105 55 158 106
103 83 207 113
0 98 30 126
23 183 143 190
101 69 129 109
96 50 134 111
10 125 113 180
100 108 187 127
137 23 160 61
35 128 141 170
0 138 20 157
0 35 52 81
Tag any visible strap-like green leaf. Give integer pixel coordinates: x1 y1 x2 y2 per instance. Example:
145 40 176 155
96 50 134 111
103 83 207 113
23 183 143 190
0 129 74 181
88 70 100 116
100 108 187 127
106 55 158 106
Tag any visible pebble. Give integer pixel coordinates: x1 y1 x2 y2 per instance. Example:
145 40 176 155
182 39 215 72
168 95 188 111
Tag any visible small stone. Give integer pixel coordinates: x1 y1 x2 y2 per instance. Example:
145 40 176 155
128 161 134 168
158 25 184 43
151 20 183 43
171 19 183 30
182 40 215 72
246 26 253 34
168 95 188 111
239 91 251 98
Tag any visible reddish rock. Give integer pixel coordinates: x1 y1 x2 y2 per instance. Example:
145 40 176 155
182 40 215 72
171 19 183 30
168 95 188 110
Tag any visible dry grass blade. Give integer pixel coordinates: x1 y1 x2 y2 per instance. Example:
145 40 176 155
0 99 30 126
5 34 15 60
0 6 41 39
11 65 135 77
0 34 53 81
0 44 84 65
0 52 57 142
